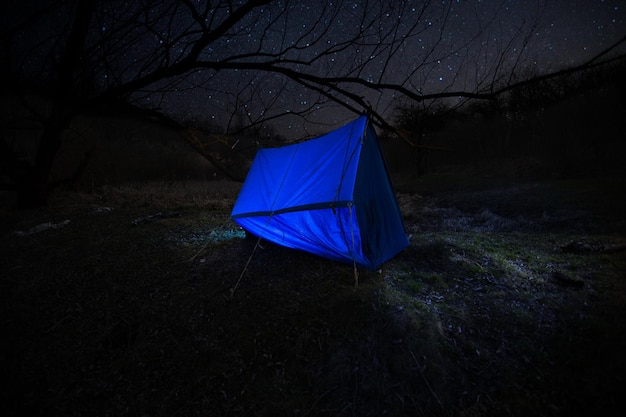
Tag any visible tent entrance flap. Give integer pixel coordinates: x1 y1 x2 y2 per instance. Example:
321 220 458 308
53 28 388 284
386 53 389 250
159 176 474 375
231 115 409 270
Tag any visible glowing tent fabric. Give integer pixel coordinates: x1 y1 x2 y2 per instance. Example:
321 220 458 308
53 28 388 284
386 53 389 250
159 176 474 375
231 115 408 270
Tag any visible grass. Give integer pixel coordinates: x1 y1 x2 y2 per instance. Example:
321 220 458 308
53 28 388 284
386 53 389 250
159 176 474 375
1 176 625 416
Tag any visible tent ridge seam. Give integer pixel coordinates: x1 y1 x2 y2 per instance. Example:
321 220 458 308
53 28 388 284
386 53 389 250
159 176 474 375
231 200 354 219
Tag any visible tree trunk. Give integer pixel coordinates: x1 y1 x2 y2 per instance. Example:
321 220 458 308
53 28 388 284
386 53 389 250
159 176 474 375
16 0 95 208
17 123 65 208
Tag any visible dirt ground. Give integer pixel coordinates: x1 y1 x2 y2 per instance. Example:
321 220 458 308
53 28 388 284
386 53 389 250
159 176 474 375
1 176 625 417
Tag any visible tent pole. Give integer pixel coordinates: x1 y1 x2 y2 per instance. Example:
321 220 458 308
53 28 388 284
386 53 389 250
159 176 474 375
348 203 359 287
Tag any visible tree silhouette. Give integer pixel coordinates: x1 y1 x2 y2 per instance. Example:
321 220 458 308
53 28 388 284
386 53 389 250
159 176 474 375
1 0 624 207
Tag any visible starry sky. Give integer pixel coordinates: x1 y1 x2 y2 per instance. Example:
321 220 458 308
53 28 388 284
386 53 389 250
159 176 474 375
3 0 626 138
159 0 626 136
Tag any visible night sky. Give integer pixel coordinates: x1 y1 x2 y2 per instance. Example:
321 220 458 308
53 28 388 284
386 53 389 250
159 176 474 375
161 0 626 136
3 0 626 137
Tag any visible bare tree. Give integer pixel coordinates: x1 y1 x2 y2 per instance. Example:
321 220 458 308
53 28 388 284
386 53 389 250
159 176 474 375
2 0 624 207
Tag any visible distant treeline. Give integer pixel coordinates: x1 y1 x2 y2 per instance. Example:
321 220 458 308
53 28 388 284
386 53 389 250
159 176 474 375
381 60 626 180
4 60 623 193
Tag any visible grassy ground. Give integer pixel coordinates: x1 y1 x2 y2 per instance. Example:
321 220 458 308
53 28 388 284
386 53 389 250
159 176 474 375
1 176 625 416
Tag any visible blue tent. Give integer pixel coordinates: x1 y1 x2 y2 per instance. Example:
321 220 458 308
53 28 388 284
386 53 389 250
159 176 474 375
231 115 409 270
